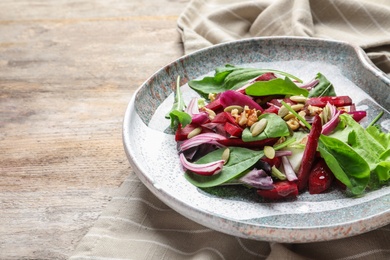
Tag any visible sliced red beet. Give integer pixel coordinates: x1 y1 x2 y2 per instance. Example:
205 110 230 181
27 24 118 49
175 124 213 141
261 156 282 168
254 72 277 82
308 158 335 194
297 115 323 191
257 181 298 200
217 137 278 148
175 124 198 141
224 122 243 137
205 98 223 113
348 110 367 122
306 96 352 107
211 111 229 124
263 104 279 114
219 90 263 111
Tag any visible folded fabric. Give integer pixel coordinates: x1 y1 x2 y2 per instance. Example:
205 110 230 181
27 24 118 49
177 0 390 74
70 174 390 260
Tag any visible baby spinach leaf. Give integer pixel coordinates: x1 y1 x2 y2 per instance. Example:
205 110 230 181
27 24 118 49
308 73 336 97
188 64 303 98
166 76 192 129
245 77 309 97
168 110 191 129
224 69 268 90
187 77 224 99
242 113 290 142
184 138 296 188
214 64 237 83
166 76 186 118
318 135 370 195
185 147 264 188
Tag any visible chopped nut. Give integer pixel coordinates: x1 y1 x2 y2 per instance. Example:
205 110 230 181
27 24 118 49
247 110 259 127
298 111 307 128
286 118 300 131
231 108 239 119
238 111 248 126
307 105 322 116
208 93 217 102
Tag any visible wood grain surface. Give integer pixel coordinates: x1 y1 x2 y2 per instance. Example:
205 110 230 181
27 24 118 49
0 0 188 259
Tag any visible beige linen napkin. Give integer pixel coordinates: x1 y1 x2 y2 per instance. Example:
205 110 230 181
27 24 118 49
177 0 390 74
70 174 390 260
71 1 390 259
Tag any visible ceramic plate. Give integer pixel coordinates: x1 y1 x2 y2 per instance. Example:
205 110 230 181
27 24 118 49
123 37 390 243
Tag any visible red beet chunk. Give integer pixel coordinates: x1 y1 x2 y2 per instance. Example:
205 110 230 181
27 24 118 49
224 122 243 137
217 137 277 149
254 72 277 82
205 98 223 113
306 96 352 107
308 159 335 194
257 181 298 200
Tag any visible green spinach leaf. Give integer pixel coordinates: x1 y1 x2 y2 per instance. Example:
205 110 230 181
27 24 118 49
242 113 290 142
318 135 371 195
166 76 191 128
308 73 336 97
185 147 264 188
168 110 191 129
325 114 390 191
188 64 303 98
245 77 309 97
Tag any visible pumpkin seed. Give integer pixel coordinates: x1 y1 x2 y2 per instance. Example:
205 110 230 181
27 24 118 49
187 127 202 139
224 105 244 113
251 118 268 136
264 146 275 159
222 148 230 164
278 106 289 117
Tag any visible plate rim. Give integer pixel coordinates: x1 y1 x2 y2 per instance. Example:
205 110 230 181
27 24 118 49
123 36 390 243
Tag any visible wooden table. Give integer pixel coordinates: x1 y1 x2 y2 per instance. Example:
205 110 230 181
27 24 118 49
0 1 188 258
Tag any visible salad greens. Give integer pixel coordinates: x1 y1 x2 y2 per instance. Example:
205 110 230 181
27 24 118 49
245 77 309 97
241 113 290 142
166 76 191 128
188 64 303 98
168 64 390 200
308 73 336 97
185 138 296 188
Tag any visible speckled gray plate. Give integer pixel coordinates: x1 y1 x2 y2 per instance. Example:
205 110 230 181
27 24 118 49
123 37 390 243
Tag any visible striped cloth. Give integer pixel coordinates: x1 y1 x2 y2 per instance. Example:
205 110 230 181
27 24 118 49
70 174 390 260
177 0 390 74
71 1 390 259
